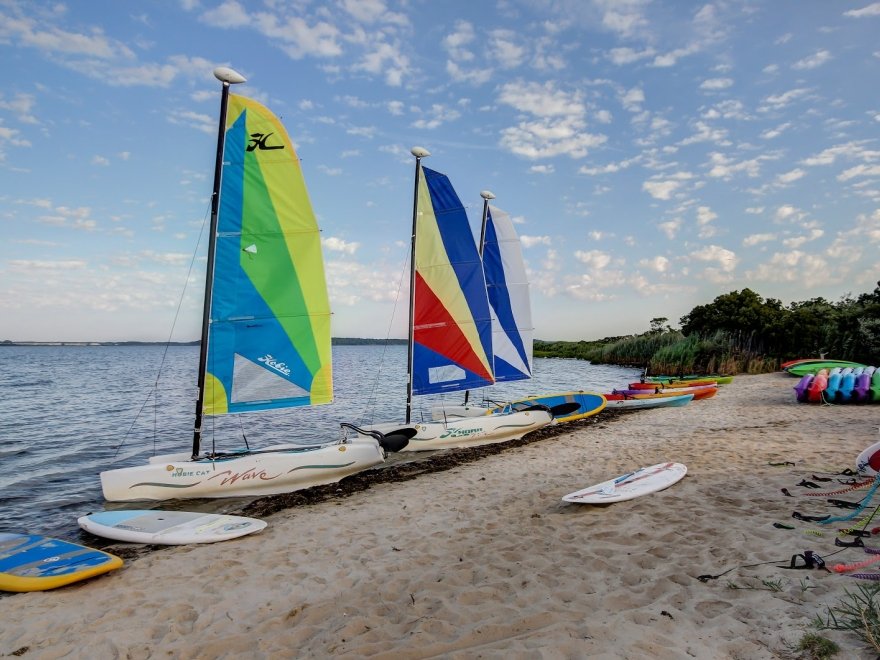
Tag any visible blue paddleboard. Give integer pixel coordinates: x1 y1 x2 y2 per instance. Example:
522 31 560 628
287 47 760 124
0 533 123 592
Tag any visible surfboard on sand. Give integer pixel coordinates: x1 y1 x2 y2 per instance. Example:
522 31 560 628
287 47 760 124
856 441 880 476
0 533 123 592
77 510 267 545
562 462 687 504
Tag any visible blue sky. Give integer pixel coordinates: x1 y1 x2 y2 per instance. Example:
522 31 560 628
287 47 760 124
1 0 879 343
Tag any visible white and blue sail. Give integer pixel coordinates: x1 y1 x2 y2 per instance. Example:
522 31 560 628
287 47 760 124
481 204 533 382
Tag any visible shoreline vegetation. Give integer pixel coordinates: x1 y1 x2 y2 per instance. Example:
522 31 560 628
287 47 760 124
536 285 880 375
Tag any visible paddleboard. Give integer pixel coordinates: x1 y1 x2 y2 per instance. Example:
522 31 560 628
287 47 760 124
562 462 687 504
492 391 606 423
856 440 880 476
0 533 123 592
78 510 267 545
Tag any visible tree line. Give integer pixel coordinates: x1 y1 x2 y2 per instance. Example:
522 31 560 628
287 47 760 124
534 284 880 374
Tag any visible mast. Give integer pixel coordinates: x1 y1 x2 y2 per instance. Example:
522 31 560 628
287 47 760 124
406 146 430 424
465 190 496 405
477 190 495 257
191 66 246 459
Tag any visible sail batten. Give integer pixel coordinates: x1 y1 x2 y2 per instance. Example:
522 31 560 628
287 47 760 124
204 93 333 416
411 165 494 395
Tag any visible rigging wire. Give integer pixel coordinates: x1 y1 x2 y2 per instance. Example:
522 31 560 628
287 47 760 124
111 202 211 458
358 245 410 426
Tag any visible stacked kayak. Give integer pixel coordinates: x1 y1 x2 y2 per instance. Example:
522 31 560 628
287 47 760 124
794 365 880 403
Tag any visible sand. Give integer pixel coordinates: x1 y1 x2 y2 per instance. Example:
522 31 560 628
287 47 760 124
2 372 880 658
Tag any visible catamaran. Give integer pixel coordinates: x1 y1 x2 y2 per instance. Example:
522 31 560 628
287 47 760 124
347 148 553 451
100 67 410 501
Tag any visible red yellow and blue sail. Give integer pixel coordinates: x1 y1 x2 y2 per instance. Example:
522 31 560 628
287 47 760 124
482 205 532 382
412 165 494 395
203 94 332 415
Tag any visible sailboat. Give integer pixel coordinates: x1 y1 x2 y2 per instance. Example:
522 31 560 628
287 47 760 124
430 191 536 420
100 67 409 502
349 148 553 451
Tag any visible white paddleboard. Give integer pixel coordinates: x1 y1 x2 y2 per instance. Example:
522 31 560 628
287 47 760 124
857 440 880 476
562 462 687 504
78 510 267 545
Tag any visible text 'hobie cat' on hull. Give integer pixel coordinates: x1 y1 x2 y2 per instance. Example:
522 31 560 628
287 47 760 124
101 440 386 502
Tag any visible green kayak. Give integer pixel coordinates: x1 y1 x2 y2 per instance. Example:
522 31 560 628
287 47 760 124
645 375 734 385
785 360 866 377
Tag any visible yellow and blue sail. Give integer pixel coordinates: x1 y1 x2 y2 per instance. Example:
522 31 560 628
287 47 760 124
412 165 494 395
482 205 532 382
203 94 332 415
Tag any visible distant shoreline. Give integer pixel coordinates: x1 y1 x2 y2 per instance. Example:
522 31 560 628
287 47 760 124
0 338 409 347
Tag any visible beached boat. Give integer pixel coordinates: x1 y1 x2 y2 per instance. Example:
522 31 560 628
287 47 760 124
100 68 410 502
628 379 717 390
615 385 718 400
603 393 692 410
785 360 866 377
806 369 829 403
350 149 552 450
644 375 733 385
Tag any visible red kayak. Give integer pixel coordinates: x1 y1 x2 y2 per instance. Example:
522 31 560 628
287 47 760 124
628 379 716 390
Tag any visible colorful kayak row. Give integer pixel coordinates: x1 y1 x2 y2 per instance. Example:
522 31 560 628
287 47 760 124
794 366 880 403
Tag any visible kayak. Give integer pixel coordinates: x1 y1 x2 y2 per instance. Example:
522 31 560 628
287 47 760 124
786 361 867 377
854 373 871 403
644 375 733 385
603 393 693 410
807 370 829 403
628 379 716 390
794 374 813 402
616 385 717 400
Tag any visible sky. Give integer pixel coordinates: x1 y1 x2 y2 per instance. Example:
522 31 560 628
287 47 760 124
1 0 879 343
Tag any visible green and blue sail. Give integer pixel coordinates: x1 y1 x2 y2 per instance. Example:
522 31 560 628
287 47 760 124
204 94 332 415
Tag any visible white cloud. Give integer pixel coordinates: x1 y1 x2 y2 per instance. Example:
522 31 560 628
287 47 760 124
700 78 733 90
844 3 880 18
638 255 669 272
690 244 738 273
777 168 806 184
529 164 555 174
520 235 551 248
743 233 776 246
322 236 359 254
574 249 612 269
200 1 250 28
497 81 606 159
658 218 682 239
792 49 832 70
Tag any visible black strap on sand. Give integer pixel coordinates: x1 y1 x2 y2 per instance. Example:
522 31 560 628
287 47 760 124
792 511 831 522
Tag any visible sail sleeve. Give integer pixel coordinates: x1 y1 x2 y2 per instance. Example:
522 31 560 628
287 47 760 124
203 93 332 415
483 205 532 382
412 165 494 395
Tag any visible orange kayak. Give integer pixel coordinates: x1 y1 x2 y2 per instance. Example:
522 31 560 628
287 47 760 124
628 379 716 390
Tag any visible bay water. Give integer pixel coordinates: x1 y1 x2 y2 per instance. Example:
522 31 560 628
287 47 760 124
0 344 641 539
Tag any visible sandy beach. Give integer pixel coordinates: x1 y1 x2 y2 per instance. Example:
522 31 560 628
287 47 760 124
3 372 880 658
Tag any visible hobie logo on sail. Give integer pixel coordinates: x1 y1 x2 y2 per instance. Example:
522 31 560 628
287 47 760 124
258 354 291 376
247 132 284 152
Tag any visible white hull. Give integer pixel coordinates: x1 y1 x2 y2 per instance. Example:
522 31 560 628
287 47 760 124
430 404 493 420
100 439 385 502
362 409 552 451
604 394 693 410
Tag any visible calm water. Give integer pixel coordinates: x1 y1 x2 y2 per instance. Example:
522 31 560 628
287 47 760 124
0 345 641 539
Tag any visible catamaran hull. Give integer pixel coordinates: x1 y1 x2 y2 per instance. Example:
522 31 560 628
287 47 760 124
100 440 385 502
362 410 552 451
